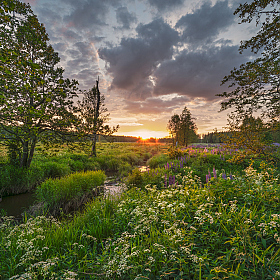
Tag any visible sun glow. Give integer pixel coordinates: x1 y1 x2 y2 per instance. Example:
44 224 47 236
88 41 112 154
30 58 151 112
119 129 168 140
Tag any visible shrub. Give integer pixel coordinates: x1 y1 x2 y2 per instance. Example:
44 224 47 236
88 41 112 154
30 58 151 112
168 147 184 159
0 165 44 196
68 159 84 172
147 153 168 169
41 161 71 178
126 168 144 188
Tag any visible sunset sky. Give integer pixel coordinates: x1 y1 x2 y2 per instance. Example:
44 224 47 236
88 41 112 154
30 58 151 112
22 0 258 139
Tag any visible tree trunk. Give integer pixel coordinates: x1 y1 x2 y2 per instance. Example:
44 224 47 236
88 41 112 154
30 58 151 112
27 137 36 168
91 134 97 157
20 140 29 168
90 79 101 157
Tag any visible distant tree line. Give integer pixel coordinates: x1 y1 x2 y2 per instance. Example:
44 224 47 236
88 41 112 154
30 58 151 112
200 121 280 145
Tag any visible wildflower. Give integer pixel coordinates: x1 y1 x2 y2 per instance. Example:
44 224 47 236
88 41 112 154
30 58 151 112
213 167 217 179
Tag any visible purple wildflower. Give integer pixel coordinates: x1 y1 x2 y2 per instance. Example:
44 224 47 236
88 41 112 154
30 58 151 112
213 167 217 179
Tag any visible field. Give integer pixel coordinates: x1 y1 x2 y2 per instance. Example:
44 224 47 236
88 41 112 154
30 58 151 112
0 143 280 279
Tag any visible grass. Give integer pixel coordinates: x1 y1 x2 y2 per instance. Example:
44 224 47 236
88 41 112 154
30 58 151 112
0 142 167 197
1 144 280 279
35 170 106 215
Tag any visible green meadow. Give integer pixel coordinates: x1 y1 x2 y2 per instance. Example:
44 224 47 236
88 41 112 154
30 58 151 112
0 143 280 279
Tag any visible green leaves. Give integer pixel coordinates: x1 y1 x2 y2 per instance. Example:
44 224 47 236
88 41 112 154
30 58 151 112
219 1 280 120
167 107 197 147
0 0 79 168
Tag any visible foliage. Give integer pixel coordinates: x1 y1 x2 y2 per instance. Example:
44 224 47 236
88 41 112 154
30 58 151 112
218 0 280 120
78 80 119 157
126 168 144 188
168 146 184 159
167 107 197 147
1 163 280 279
220 115 279 164
0 164 44 196
0 0 79 168
147 153 169 168
0 143 164 197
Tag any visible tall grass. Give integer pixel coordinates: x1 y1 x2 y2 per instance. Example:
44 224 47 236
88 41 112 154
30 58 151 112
0 142 166 197
1 161 280 279
35 170 106 215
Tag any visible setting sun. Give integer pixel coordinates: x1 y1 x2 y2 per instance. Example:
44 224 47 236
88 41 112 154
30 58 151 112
120 129 168 140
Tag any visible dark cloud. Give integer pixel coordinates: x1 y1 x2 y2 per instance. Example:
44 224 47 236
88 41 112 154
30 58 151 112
147 0 185 12
99 18 179 99
71 68 101 88
124 95 190 114
53 42 68 52
115 7 137 30
75 42 95 57
176 0 235 44
66 41 97 68
36 5 62 25
62 30 82 41
61 0 121 30
153 45 252 100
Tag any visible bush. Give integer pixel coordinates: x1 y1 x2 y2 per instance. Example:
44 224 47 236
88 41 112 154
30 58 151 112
41 161 71 178
168 147 184 159
147 153 168 169
126 168 144 188
0 165 44 196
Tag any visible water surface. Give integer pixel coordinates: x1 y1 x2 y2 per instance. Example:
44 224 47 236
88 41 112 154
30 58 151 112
0 192 36 218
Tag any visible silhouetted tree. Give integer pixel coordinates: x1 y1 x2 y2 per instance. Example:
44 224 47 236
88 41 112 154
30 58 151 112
167 107 197 147
78 79 119 157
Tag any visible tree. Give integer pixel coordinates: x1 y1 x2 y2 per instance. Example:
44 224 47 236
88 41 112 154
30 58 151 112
167 114 181 146
0 0 79 168
78 79 119 157
217 1 280 162
219 1 280 121
220 115 277 163
167 107 197 147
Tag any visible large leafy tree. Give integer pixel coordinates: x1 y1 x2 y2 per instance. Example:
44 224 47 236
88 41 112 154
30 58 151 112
167 107 197 147
219 0 280 120
218 0 280 162
0 0 79 167
78 79 119 157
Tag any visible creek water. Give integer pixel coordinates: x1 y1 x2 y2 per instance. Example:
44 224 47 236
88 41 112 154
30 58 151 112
0 192 37 218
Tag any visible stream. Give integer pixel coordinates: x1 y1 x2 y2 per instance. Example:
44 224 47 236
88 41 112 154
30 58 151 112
0 165 148 218
0 192 37 218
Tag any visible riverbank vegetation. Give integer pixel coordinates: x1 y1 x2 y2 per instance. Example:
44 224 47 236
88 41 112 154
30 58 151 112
1 144 280 279
0 142 166 197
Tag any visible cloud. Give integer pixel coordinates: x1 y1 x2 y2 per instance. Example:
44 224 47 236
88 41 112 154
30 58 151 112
153 45 252 100
146 0 185 12
115 7 137 29
124 95 190 115
61 0 121 30
99 18 179 100
176 0 235 45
